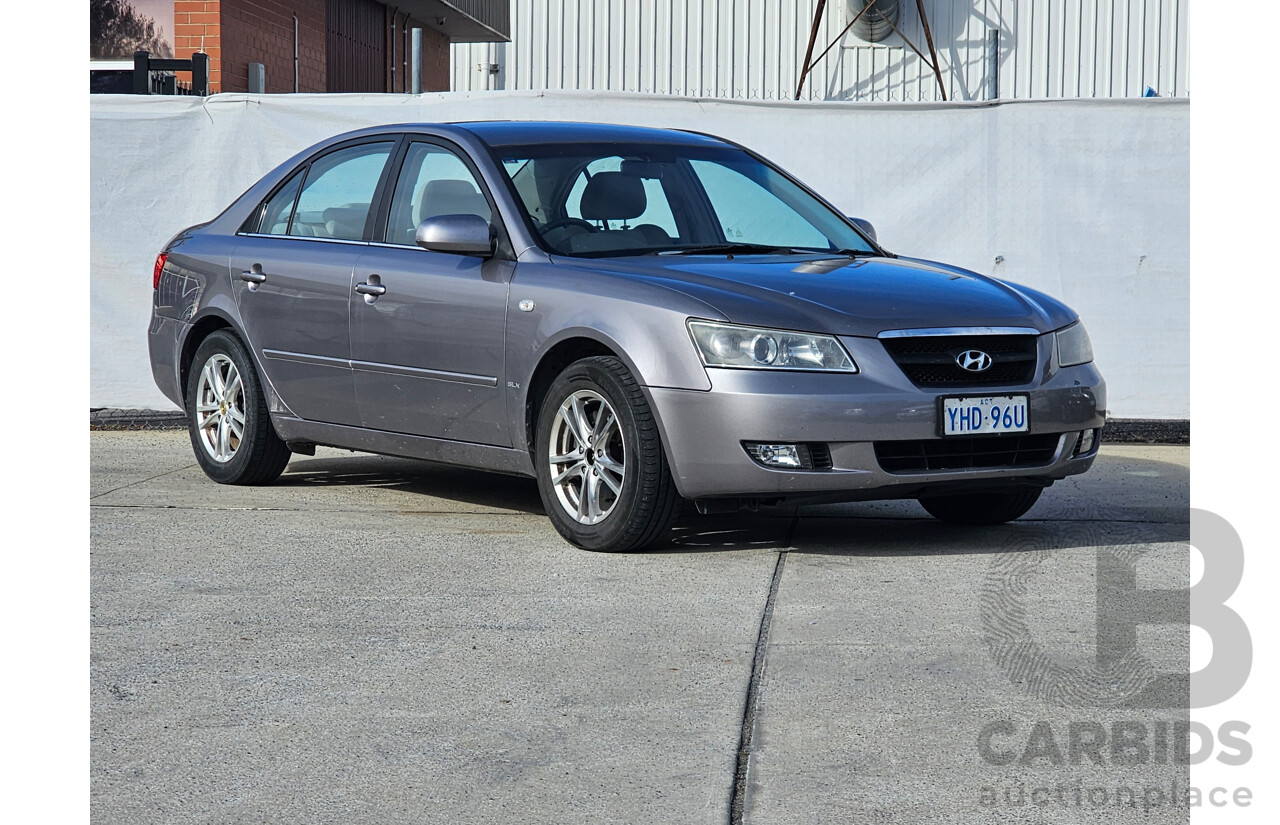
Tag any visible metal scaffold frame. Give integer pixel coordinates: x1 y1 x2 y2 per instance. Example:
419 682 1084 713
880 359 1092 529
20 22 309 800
795 0 947 101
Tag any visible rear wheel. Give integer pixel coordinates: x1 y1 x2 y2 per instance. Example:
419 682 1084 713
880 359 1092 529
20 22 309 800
918 488 1043 525
535 356 679 551
185 329 290 485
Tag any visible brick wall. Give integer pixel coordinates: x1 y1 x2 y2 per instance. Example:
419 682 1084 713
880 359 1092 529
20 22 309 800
221 0 326 93
419 22 449 92
174 1 222 91
172 1 453 95
383 9 451 94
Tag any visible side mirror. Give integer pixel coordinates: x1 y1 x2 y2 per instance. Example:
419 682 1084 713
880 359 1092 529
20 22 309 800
848 217 878 245
415 214 495 257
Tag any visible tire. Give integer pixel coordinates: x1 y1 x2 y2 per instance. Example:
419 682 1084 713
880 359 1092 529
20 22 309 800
917 487 1043 525
185 329 290 485
534 356 680 551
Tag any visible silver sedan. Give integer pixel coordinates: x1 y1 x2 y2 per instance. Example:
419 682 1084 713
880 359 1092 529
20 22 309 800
148 121 1105 551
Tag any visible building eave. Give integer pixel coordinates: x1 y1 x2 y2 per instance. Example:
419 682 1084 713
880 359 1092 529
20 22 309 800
389 0 510 43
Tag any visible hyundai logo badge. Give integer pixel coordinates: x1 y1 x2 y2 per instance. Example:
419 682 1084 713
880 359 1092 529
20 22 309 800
956 350 993 372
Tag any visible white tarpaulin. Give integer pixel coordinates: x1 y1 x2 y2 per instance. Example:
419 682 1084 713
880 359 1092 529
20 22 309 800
90 91 1188 418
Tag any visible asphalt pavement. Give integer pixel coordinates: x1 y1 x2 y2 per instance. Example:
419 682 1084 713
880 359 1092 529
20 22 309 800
91 432 1190 824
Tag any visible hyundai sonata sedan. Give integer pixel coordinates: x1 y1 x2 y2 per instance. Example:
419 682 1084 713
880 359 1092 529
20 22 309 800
148 121 1105 551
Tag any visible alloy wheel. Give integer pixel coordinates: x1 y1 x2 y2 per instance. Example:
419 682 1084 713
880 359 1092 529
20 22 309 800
194 353 245 463
547 389 626 525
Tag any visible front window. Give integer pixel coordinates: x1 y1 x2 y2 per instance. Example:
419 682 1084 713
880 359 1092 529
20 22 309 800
494 143 874 257
385 142 493 246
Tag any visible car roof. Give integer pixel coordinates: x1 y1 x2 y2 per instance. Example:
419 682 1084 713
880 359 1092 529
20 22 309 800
451 121 730 148
312 121 733 154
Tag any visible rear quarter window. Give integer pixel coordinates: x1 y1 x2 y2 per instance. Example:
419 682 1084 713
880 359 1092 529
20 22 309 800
257 170 304 235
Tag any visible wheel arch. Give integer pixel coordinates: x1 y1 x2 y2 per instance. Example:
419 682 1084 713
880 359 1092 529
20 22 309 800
526 339 683 550
178 310 241 409
524 334 621 456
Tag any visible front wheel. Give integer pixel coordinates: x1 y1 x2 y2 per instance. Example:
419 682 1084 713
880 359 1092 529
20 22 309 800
917 488 1043 525
535 356 680 551
185 329 290 485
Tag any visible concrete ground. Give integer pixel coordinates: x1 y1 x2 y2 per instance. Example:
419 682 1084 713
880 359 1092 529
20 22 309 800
91 432 1190 824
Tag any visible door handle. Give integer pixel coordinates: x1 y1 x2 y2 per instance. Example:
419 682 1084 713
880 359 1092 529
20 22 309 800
355 274 386 303
239 270 267 284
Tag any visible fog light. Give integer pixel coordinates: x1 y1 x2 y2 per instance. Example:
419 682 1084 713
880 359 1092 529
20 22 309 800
746 443 802 468
743 442 833 470
1076 428 1097 455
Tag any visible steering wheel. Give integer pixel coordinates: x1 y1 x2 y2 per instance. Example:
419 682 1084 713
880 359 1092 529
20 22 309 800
540 217 598 234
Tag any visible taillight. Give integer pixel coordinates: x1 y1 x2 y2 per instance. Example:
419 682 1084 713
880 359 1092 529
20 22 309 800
153 253 168 290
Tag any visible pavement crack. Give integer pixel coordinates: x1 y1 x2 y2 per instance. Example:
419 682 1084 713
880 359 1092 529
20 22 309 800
90 463 198 500
729 545 789 825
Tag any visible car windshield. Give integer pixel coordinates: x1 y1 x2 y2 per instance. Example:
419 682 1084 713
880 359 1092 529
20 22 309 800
491 142 876 258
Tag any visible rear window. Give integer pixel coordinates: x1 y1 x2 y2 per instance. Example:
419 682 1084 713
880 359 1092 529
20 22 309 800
287 142 394 241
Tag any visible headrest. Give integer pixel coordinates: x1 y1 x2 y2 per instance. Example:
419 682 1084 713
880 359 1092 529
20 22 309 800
579 172 646 221
418 179 491 222
423 179 481 202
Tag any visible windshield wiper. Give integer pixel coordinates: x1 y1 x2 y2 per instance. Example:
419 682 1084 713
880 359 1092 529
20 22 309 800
652 243 799 256
792 247 881 258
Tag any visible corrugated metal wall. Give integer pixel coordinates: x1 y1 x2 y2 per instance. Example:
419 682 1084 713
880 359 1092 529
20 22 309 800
451 0 1188 100
327 0 387 93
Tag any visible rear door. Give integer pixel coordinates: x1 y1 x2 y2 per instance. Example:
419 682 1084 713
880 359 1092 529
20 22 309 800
231 139 397 426
349 138 514 445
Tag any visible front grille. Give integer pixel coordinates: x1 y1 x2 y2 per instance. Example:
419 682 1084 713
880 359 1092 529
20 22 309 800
875 434 1062 473
881 334 1038 387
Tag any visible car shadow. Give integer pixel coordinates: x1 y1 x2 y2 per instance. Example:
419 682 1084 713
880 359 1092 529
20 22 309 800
273 450 1188 556
275 453 546 515
657 509 1186 557
665 451 1189 556
778 515 1189 558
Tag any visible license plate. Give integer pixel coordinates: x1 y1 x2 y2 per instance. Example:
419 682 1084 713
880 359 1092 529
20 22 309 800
940 395 1029 436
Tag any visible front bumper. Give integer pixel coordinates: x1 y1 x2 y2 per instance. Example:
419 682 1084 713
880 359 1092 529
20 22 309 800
648 336 1106 502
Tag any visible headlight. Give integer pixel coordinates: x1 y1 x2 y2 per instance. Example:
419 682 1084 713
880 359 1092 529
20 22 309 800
688 320 858 372
1056 322 1094 367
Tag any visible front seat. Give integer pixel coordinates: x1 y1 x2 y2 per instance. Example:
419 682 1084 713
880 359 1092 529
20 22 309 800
394 179 492 245
570 172 671 253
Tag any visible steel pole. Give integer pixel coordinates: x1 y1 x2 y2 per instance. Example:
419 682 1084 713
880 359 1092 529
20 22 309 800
410 28 423 94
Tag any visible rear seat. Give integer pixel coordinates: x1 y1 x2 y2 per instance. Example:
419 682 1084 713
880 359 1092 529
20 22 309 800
321 205 369 240
277 205 369 239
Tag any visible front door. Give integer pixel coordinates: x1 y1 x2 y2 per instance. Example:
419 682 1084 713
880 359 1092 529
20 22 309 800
350 140 513 445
